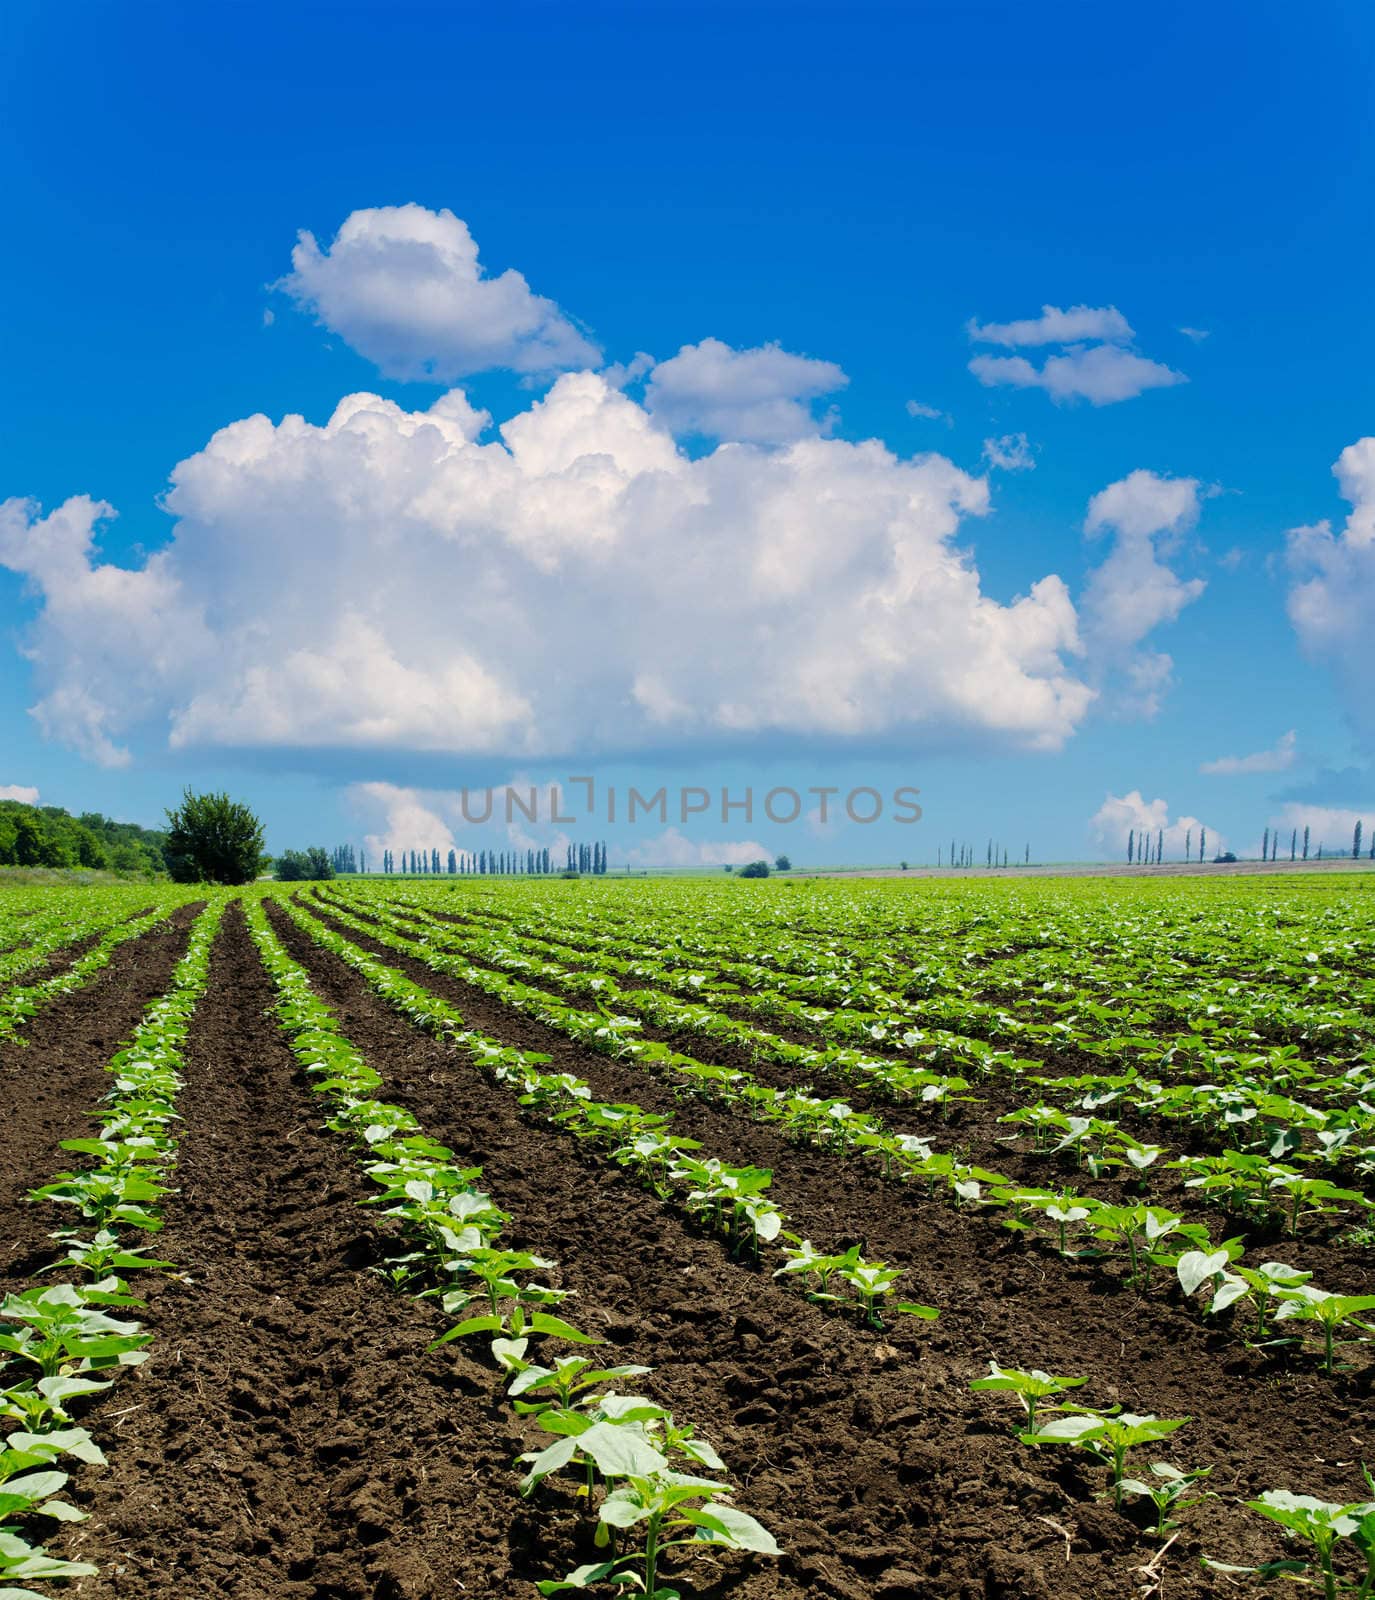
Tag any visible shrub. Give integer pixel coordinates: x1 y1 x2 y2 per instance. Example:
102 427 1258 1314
738 860 771 878
164 790 266 885
276 847 335 881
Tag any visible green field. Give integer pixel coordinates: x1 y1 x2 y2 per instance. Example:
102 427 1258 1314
2 872 1373 1599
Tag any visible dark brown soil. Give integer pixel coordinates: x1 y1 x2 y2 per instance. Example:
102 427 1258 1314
0 903 201 1289
269 897 1375 1600
51 904 527 1600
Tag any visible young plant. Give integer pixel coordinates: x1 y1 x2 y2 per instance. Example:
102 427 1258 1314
1274 1288 1375 1373
1021 1411 1190 1508
1230 1485 1375 1600
968 1363 1088 1435
1117 1462 1213 1538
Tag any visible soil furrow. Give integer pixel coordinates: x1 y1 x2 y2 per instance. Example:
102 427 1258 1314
270 901 1363 1600
60 903 526 1600
0 904 202 1288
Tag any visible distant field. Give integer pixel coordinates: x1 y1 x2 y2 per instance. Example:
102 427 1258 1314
2 872 1372 1599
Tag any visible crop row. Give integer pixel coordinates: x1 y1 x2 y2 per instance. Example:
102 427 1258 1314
354 888 1375 1199
243 895 780 1598
294 893 1375 1376
276 894 937 1331
0 902 192 1046
318 889 1375 1254
0 897 225 1597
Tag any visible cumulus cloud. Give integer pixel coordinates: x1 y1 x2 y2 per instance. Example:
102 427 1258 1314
1287 439 1375 746
1200 729 1297 777
969 345 1186 406
623 829 769 868
278 204 600 382
967 304 1185 406
0 376 1103 767
982 432 1035 472
644 338 847 444
1269 802 1374 854
1089 790 1222 857
967 304 1134 347
0 784 39 804
1078 469 1207 716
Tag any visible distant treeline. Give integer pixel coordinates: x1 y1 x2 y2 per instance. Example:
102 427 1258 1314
0 799 168 874
377 841 610 875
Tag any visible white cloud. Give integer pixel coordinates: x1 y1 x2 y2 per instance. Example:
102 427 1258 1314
1287 439 1375 747
982 432 1035 472
969 345 1186 406
278 204 600 382
623 828 769 868
350 781 459 864
1269 802 1373 855
1079 470 1207 718
0 376 1099 765
906 400 945 421
1200 729 1297 776
967 304 1133 347
644 338 847 444
0 784 39 804
1178 326 1210 343
1089 790 1222 857
967 304 1184 406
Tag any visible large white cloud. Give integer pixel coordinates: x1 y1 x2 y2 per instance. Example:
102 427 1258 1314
1287 438 1375 746
0 784 40 804
1079 469 1207 716
278 205 601 381
0 376 1109 766
644 338 847 444
1089 790 1223 857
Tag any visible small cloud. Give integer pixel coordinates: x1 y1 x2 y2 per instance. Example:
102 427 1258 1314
0 784 40 804
970 345 1186 407
982 432 1035 472
278 203 601 382
906 400 944 420
1217 546 1245 571
1178 326 1210 343
644 338 847 444
1200 729 1298 777
262 307 275 327
967 304 1133 347
622 828 769 867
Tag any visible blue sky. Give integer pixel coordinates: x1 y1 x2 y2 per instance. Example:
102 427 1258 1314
1 0 1373 865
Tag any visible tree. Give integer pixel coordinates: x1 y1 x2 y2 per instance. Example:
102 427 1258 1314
1355 820 1364 860
774 854 791 871
164 790 265 885
1303 825 1310 861
1127 828 1135 864
276 847 334 881
737 860 770 878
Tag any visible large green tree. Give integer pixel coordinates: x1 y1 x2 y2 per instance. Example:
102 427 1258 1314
163 790 265 884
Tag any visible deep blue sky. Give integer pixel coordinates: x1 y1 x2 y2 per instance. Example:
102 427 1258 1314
1 1 1372 863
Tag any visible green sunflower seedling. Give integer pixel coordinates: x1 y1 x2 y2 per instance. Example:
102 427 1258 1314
1274 1288 1375 1373
1117 1462 1213 1538
968 1363 1088 1435
509 1356 655 1415
1223 1484 1375 1600
1021 1412 1190 1509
